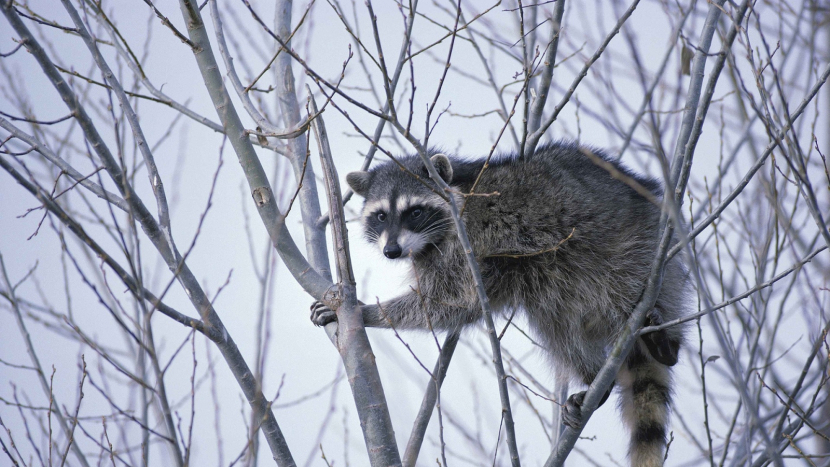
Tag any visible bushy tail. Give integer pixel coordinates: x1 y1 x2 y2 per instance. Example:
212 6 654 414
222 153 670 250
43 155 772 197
618 342 673 467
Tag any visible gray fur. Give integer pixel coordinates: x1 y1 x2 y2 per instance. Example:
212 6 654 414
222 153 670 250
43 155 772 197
313 142 688 466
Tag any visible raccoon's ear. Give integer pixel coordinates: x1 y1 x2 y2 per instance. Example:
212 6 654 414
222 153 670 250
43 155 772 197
431 154 453 184
346 171 372 197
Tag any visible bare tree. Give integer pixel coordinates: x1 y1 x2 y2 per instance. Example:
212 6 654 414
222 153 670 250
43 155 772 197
1 0 828 466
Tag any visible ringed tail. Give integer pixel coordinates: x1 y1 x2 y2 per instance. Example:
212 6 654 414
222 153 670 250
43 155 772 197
618 341 673 467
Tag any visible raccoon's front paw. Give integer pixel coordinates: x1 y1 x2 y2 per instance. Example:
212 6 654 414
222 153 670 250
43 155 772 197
310 301 337 326
562 391 586 429
642 309 680 366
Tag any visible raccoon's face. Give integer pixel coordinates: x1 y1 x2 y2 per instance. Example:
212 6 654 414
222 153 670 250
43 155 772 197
347 154 454 259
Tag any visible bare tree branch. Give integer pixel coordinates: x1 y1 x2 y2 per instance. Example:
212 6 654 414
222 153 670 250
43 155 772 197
310 92 402 466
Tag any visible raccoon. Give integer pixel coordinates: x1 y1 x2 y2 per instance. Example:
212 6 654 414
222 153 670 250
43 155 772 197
311 142 688 466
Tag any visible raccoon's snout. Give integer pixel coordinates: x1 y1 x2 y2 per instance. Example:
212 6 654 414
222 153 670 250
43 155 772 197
383 243 403 259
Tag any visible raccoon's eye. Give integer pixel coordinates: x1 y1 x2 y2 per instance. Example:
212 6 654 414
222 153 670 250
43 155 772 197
376 212 387 222
410 208 423 218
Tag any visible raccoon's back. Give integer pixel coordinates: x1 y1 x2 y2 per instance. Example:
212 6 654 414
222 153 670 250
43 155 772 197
453 143 664 312
455 144 661 257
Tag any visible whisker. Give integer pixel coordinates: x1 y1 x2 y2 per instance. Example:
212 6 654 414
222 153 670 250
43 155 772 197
418 218 453 232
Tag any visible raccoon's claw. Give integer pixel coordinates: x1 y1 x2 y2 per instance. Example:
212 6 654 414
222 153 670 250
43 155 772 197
310 301 337 326
562 391 586 429
642 309 680 366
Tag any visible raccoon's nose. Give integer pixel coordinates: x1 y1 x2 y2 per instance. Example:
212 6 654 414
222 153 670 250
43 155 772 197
383 243 402 259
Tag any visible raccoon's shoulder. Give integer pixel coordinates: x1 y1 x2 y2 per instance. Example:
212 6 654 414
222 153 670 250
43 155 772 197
445 151 519 189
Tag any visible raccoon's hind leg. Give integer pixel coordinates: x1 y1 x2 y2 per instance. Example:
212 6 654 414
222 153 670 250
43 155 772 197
618 342 673 467
559 307 679 431
641 307 681 366
561 384 614 429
